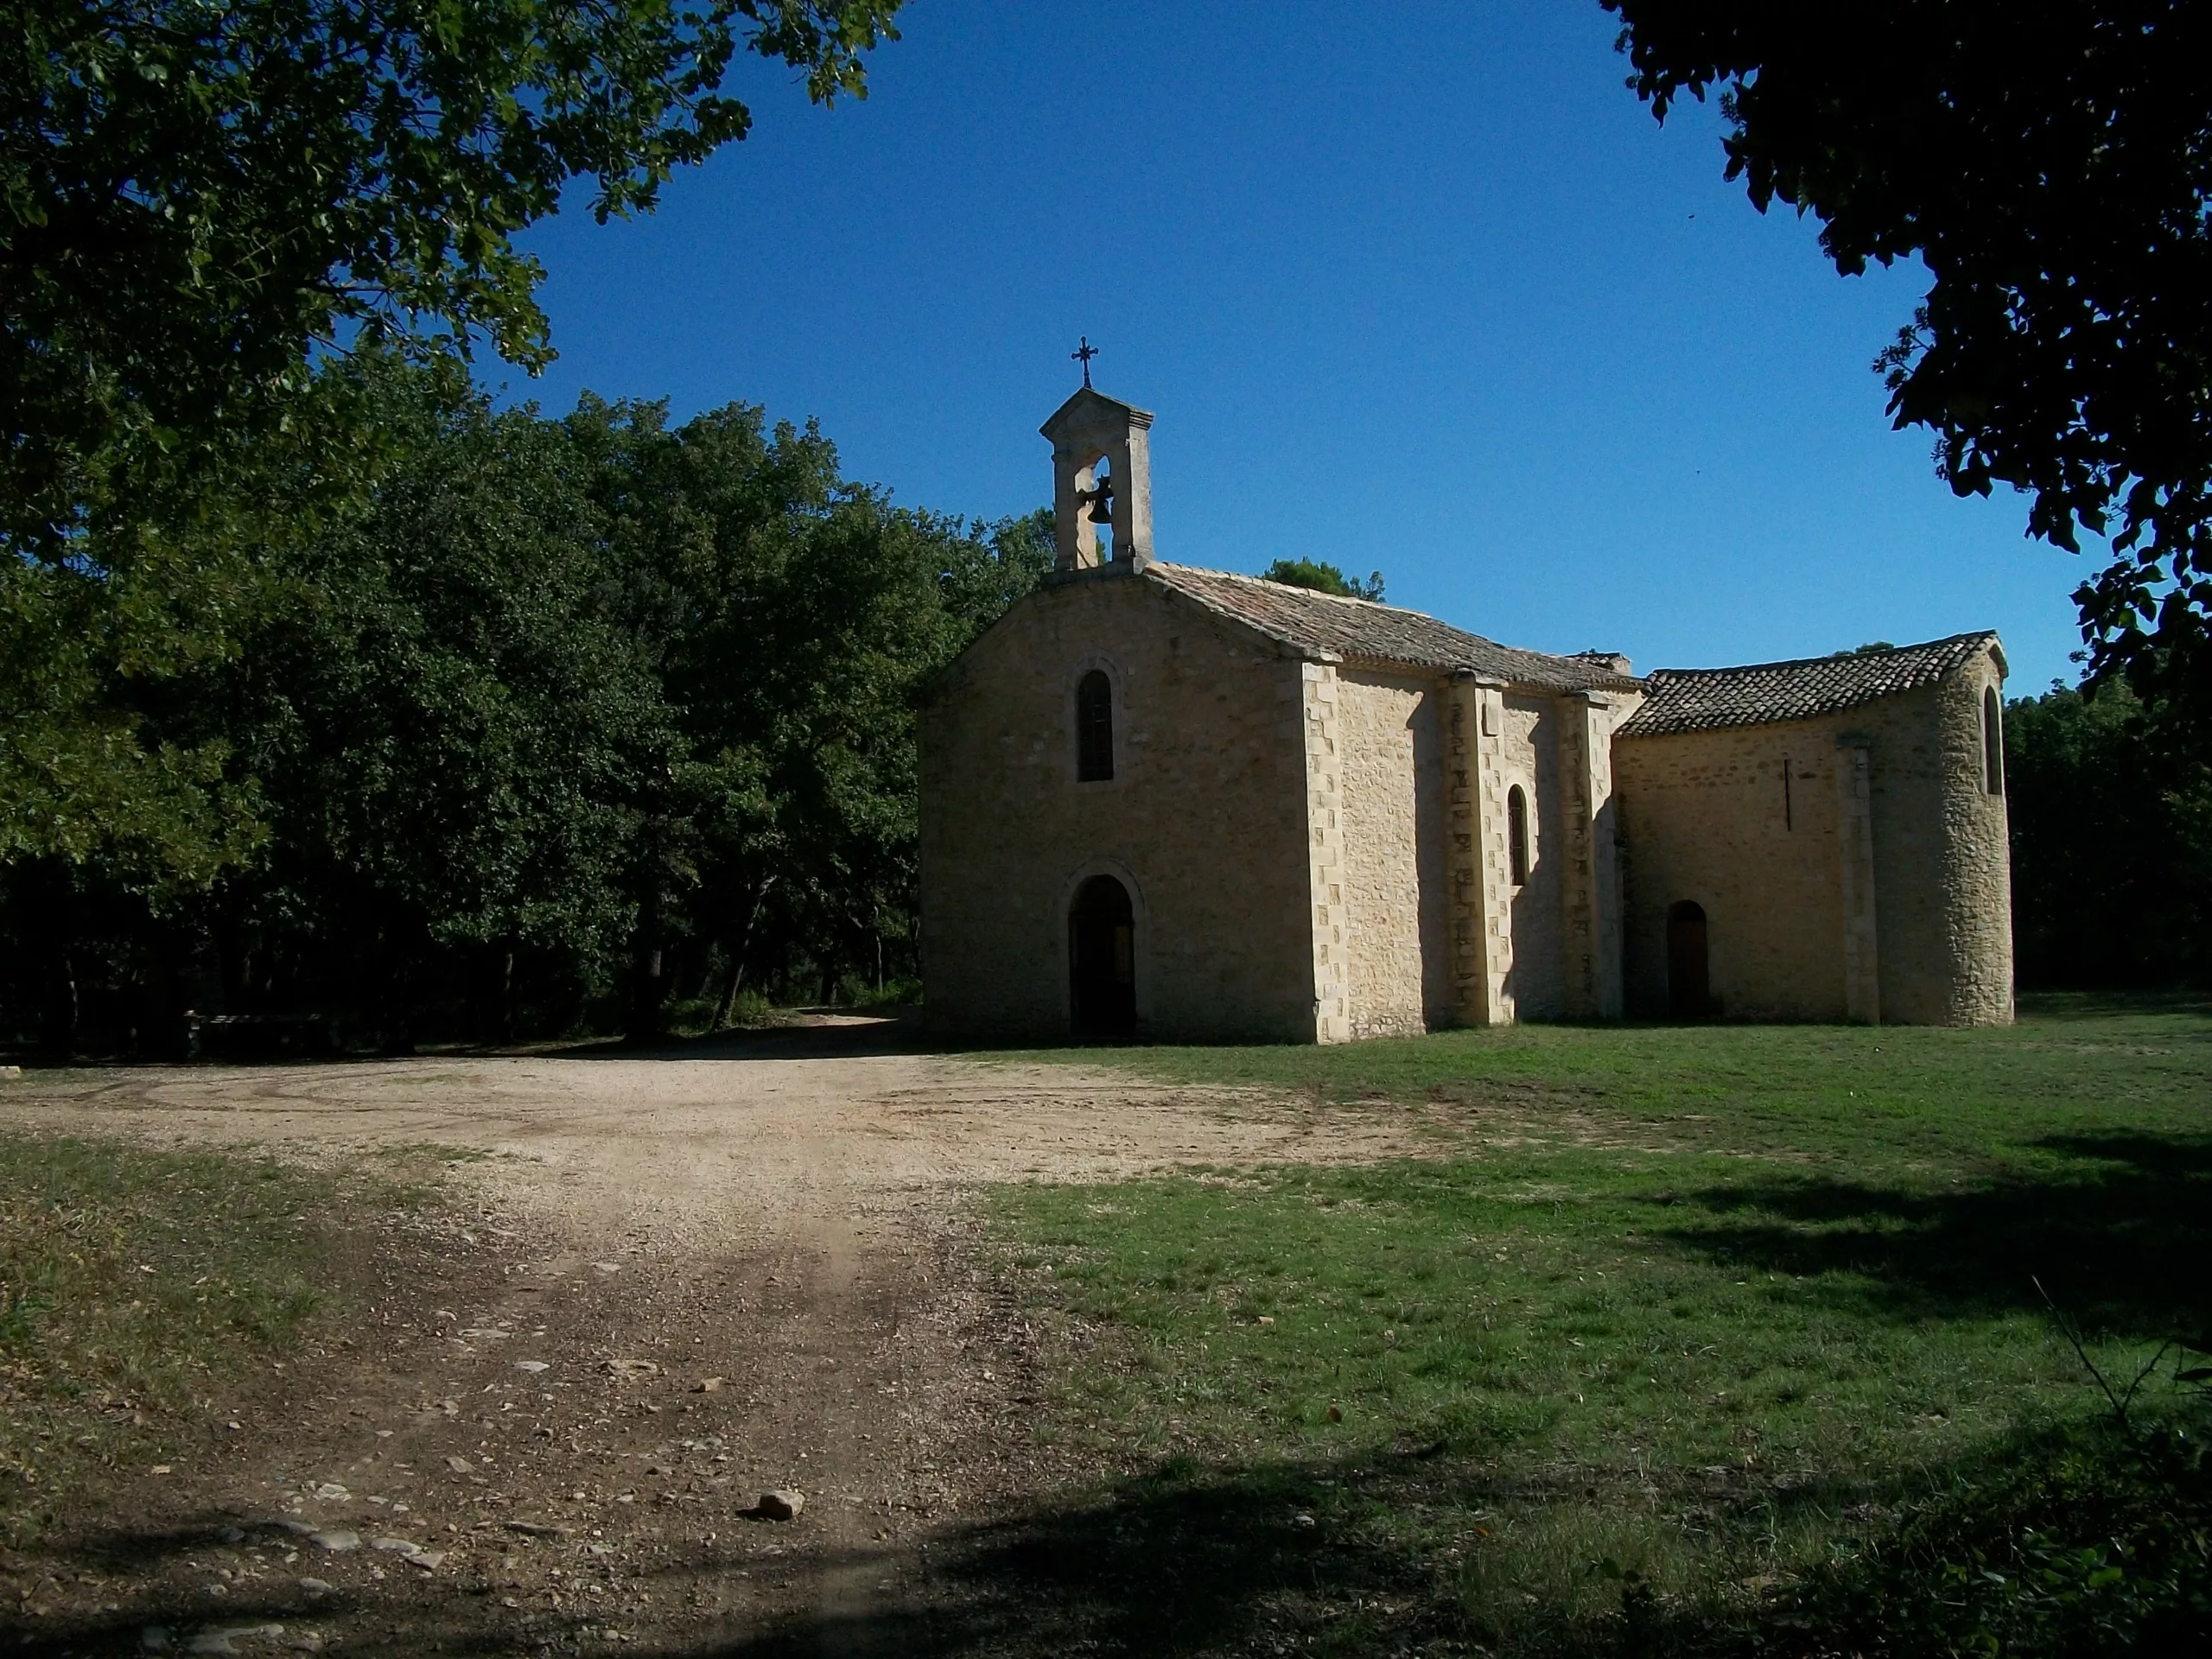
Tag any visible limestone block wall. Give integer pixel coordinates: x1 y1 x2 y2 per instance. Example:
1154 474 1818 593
1302 663 1352 1044
1867 658 2013 1023
1940 673 2016 1024
1500 695 1566 1017
1613 648 2012 1025
1334 667 1452 1037
919 571 1319 1042
1614 725 1852 1020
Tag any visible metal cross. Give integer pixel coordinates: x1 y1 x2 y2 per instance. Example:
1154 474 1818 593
1072 336 1099 389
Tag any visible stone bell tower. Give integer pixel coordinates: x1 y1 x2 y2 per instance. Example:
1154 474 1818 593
1041 386 1154 574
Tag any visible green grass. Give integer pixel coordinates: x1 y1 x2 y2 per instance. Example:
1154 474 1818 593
974 995 2212 1654
0 1134 417 1541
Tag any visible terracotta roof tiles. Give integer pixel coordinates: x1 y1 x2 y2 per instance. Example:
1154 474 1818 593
1618 632 2003 738
1146 564 1642 693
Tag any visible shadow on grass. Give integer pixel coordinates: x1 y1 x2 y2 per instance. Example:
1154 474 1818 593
1660 1133 2212 1336
22 1425 2183 1659
3 1455 1713 1658
2014 988 2212 1021
680 1461 1536 1658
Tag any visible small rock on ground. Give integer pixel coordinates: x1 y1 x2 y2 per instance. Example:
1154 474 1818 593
755 1489 804 1522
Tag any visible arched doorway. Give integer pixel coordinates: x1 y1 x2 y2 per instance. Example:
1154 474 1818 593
1667 900 1710 1019
1070 874 1136 1040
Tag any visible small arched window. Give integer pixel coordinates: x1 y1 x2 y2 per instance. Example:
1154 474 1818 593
1077 670 1115 782
1982 685 2004 795
1507 785 1530 886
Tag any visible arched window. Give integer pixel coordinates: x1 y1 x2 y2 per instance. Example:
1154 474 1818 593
1982 685 2004 795
1077 670 1114 782
1507 785 1529 886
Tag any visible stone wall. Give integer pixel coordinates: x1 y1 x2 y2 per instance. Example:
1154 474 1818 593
1334 668 1452 1037
1614 722 1852 1020
1612 645 2012 1025
919 569 1319 1042
1501 695 1566 1017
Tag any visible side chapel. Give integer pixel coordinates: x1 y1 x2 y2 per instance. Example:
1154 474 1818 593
918 385 2014 1043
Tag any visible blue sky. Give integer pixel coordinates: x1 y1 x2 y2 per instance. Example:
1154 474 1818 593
510 0 2093 691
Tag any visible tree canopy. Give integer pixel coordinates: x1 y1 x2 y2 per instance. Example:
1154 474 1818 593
2005 680 2212 988
1602 0 2212 717
0 364 1053 1054
3 0 904 953
1261 558 1387 602
2 0 902 553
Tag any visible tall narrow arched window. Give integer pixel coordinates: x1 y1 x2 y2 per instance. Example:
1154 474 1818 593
1982 686 2004 795
1077 671 1114 782
1508 785 1530 886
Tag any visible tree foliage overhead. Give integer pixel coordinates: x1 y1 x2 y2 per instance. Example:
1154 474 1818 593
1 0 903 550
1601 1 2212 714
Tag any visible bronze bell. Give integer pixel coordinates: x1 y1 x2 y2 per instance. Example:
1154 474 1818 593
1086 474 1116 525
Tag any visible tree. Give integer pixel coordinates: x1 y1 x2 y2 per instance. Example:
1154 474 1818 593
1261 558 1387 601
3 0 903 1007
2005 681 2212 987
0 353 1047 1053
1601 2 2212 719
2 0 904 553
566 400 1051 1037
218 371 671 1046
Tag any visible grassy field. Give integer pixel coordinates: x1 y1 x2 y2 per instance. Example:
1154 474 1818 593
978 995 2212 1654
0 1135 419 1543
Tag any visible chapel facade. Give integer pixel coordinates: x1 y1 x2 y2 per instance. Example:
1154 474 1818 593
918 387 2014 1043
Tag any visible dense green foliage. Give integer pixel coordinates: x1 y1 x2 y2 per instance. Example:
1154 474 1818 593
2005 680 2212 988
2 0 903 965
1259 557 1386 602
2 0 900 553
1600 1 2212 726
0 365 1052 1052
976 997 2212 1655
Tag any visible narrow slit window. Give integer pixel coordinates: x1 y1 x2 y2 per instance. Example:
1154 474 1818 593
1982 686 2004 795
1783 755 1793 829
1077 670 1115 782
1508 785 1529 886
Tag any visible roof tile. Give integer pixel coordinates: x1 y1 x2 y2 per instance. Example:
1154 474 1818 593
1618 632 2002 738
1145 564 1642 692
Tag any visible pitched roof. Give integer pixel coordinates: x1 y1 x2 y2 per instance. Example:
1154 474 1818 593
1040 385 1154 441
1618 632 2004 738
1146 564 1643 693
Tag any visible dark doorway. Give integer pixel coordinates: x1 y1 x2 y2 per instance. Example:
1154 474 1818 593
1667 900 1711 1018
1070 875 1136 1041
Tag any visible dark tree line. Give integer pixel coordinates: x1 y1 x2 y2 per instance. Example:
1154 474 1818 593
0 362 1051 1055
2006 682 2212 990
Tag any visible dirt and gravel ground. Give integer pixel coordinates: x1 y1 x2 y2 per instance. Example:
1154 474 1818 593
0 1018 1418 1656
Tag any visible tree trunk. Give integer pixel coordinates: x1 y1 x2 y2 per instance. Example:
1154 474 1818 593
713 875 775 1029
713 955 749 1030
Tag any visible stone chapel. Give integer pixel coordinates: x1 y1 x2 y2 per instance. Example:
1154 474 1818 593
918 386 2015 1043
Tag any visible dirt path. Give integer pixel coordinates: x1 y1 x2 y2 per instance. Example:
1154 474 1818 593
0 1020 1418 1656
5 1020 1406 1241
